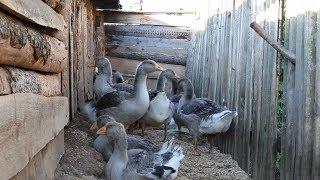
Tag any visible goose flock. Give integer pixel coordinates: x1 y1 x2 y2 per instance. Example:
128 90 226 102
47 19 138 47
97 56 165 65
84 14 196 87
81 56 238 180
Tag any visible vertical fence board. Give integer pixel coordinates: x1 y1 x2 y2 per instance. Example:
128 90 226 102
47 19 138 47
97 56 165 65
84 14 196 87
312 10 320 180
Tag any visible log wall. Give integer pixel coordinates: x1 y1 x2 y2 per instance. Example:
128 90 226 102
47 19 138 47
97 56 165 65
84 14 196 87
104 9 193 90
0 0 71 179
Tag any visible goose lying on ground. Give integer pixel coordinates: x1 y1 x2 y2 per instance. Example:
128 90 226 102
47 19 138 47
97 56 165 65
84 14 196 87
91 115 168 161
82 60 163 128
97 121 184 180
175 78 238 152
139 69 179 141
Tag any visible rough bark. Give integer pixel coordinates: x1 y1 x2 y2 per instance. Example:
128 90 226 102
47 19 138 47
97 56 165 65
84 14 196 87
0 0 66 31
0 66 61 97
0 11 68 73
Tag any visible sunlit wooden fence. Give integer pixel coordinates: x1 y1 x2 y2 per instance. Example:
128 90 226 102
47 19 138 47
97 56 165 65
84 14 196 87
189 0 319 179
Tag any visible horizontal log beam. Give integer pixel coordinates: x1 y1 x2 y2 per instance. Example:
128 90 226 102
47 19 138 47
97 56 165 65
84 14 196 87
0 0 66 31
0 11 68 73
103 10 195 27
105 24 191 40
106 44 187 65
12 130 64 180
0 93 68 179
0 67 61 96
106 35 190 49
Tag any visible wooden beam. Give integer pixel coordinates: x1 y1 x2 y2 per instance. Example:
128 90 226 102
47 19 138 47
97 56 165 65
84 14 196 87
0 0 66 31
103 10 195 27
106 35 190 49
2 67 61 97
12 130 64 180
106 44 187 65
107 56 186 79
250 21 296 64
0 11 68 73
0 93 68 179
105 24 191 40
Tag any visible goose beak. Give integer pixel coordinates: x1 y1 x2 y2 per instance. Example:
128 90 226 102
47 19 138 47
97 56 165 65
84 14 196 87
97 126 108 135
90 121 98 131
155 64 164 71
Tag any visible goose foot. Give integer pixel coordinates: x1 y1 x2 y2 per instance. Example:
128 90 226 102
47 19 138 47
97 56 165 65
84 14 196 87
162 123 167 142
206 134 216 153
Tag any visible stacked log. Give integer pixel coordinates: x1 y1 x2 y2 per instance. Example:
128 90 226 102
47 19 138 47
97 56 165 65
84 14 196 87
0 0 70 179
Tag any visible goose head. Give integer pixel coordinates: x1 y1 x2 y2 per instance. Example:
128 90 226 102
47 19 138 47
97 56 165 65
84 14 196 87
96 56 112 76
136 60 164 75
112 70 124 83
178 78 194 100
90 114 116 131
97 122 127 148
161 69 180 80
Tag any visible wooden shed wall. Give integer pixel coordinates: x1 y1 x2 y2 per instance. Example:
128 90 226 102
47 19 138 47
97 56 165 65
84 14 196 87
68 0 105 117
190 0 320 179
190 0 278 179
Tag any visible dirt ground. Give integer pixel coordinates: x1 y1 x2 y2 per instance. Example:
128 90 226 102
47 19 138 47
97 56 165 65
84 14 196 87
55 115 249 180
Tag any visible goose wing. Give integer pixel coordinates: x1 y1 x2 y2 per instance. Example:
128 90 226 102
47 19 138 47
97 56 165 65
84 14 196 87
181 98 224 118
96 90 132 110
113 83 134 94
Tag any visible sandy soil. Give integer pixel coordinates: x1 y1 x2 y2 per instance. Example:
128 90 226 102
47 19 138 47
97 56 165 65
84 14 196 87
55 115 249 180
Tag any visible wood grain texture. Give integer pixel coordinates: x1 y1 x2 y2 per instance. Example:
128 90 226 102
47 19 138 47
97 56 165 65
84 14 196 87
11 130 64 180
0 93 68 179
0 11 67 73
0 0 66 31
106 44 187 65
105 24 191 40
104 10 195 27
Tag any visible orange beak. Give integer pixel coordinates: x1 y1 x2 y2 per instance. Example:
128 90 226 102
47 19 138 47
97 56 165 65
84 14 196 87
97 126 109 135
155 64 164 71
90 121 98 131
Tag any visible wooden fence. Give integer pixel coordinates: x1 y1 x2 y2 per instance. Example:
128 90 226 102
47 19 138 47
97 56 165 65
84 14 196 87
189 0 319 179
281 1 320 179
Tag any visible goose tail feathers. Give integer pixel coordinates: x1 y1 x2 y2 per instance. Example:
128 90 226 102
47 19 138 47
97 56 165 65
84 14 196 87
80 101 97 123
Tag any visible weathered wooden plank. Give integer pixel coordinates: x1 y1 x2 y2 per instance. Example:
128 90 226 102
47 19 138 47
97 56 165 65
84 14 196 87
0 67 61 97
0 0 66 31
107 56 186 79
0 93 68 179
300 11 317 178
282 16 297 180
106 35 190 49
105 24 191 40
0 11 68 73
103 10 195 27
293 14 305 179
106 45 187 65
11 130 64 180
312 10 320 179
0 67 11 95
